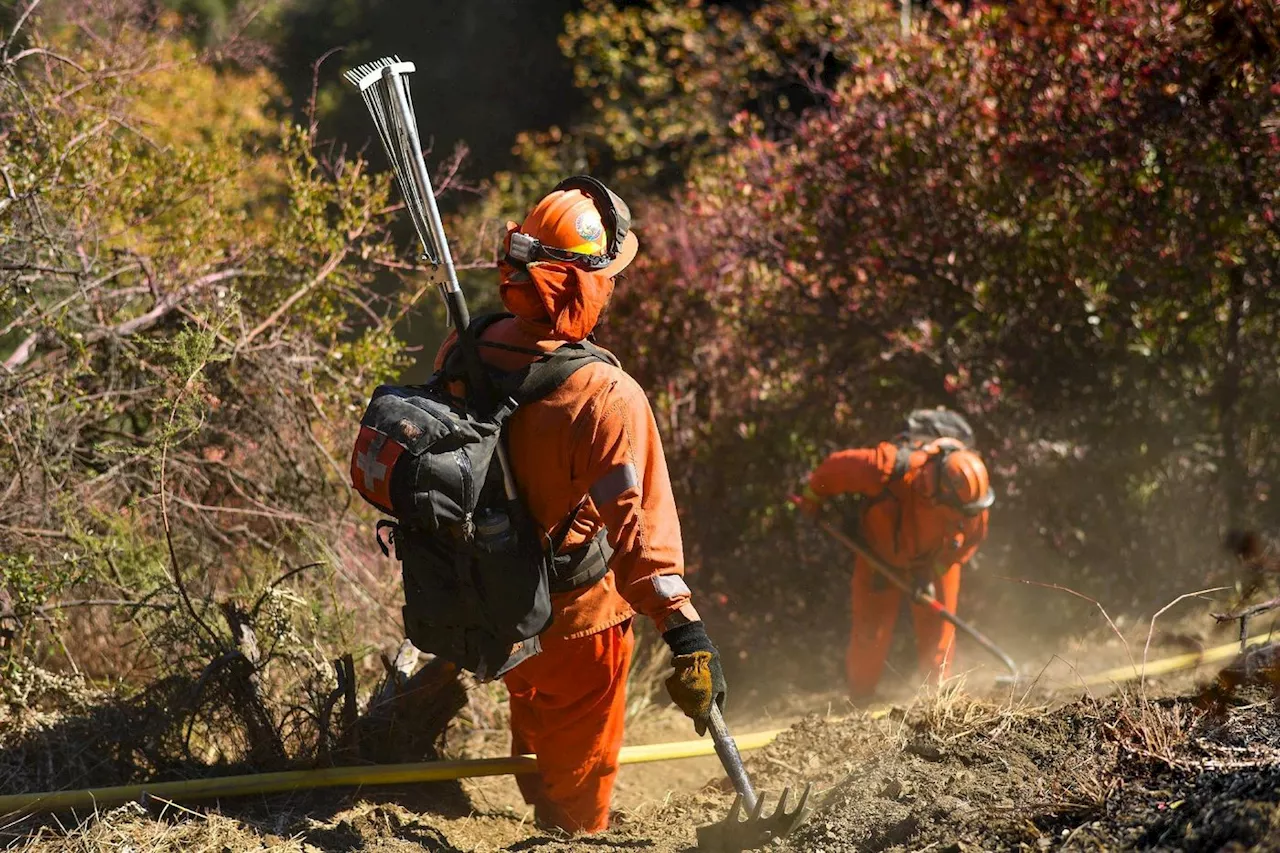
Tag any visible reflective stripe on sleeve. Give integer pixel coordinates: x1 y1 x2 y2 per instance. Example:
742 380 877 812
651 574 691 600
589 462 640 506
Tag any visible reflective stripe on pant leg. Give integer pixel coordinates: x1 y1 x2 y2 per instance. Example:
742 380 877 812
911 563 961 685
847 556 901 699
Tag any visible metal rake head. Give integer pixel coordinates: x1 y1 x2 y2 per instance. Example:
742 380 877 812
341 55 442 264
696 784 814 853
342 56 415 91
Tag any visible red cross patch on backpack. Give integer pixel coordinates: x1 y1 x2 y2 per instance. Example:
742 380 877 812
350 426 407 515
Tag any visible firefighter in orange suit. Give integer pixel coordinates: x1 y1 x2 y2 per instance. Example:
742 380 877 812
436 177 724 833
797 436 993 698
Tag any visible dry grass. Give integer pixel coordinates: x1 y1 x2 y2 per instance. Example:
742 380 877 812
1100 692 1199 770
625 620 672 726
8 802 295 853
883 674 1049 749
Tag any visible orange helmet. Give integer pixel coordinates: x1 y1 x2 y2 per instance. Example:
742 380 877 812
935 447 994 515
505 175 639 277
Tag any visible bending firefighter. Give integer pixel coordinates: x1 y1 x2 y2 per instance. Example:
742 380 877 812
796 411 994 699
432 179 723 833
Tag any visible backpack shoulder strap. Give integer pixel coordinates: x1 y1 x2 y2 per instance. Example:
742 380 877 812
888 441 913 484
508 343 617 405
440 312 516 382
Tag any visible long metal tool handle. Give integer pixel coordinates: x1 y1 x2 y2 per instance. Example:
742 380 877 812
793 498 1020 678
380 66 519 497
822 516 1019 677
348 58 519 502
706 703 759 812
907 574 1019 677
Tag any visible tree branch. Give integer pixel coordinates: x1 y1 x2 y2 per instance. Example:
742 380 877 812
2 332 38 373
3 0 43 62
238 249 345 348
102 268 251 339
5 48 88 73
3 268 252 371
1214 595 1280 623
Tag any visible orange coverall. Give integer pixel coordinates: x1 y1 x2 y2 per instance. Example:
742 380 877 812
807 441 988 698
435 314 700 833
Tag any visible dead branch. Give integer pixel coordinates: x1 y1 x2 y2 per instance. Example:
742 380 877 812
158 363 222 651
1142 586 1231 693
992 574 1136 675
165 494 322 528
356 646 466 765
0 598 176 622
2 0 44 62
247 561 326 621
93 268 251 340
2 268 254 371
238 250 346 348
219 601 287 767
5 48 88 72
1214 595 1280 623
0 524 73 539
2 333 39 373
306 47 345 143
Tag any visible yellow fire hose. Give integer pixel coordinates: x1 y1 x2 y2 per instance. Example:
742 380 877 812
1 631 1271 819
1078 629 1272 687
0 729 787 817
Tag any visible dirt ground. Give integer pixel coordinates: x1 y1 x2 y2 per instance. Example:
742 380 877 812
6 616 1280 852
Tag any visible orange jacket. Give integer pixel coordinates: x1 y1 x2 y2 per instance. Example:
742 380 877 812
807 441 988 576
435 315 700 641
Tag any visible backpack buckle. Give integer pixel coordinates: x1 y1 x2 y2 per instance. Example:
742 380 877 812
375 519 400 557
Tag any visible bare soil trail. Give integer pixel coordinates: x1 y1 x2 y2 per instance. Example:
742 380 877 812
7 616 1280 852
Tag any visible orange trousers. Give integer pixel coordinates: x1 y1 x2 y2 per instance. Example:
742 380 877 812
504 620 634 833
846 557 961 698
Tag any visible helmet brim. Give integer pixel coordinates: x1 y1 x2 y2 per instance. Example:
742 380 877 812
600 230 639 277
958 490 996 515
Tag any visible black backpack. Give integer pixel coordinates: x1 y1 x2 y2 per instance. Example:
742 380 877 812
839 410 982 556
896 408 976 451
350 313 617 681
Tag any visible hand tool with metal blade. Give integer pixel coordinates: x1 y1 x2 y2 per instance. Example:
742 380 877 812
789 495 1025 685
695 704 813 852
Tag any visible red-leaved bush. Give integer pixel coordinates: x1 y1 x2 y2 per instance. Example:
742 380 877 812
598 0 1279 677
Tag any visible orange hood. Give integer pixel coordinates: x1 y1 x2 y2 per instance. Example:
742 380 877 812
498 224 616 342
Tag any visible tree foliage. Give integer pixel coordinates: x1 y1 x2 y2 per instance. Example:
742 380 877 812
588 0 1280 651
0 2 424 691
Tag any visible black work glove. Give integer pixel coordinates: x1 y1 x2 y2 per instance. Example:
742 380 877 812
662 621 727 736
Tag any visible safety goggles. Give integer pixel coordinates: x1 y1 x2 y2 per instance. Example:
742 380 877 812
506 175 632 272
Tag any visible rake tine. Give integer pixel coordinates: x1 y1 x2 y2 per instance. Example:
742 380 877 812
779 783 813 833
792 783 812 816
344 56 416 91
748 792 766 823
726 793 744 824
696 783 815 851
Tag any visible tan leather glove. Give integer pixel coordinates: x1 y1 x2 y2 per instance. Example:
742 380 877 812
662 623 727 736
